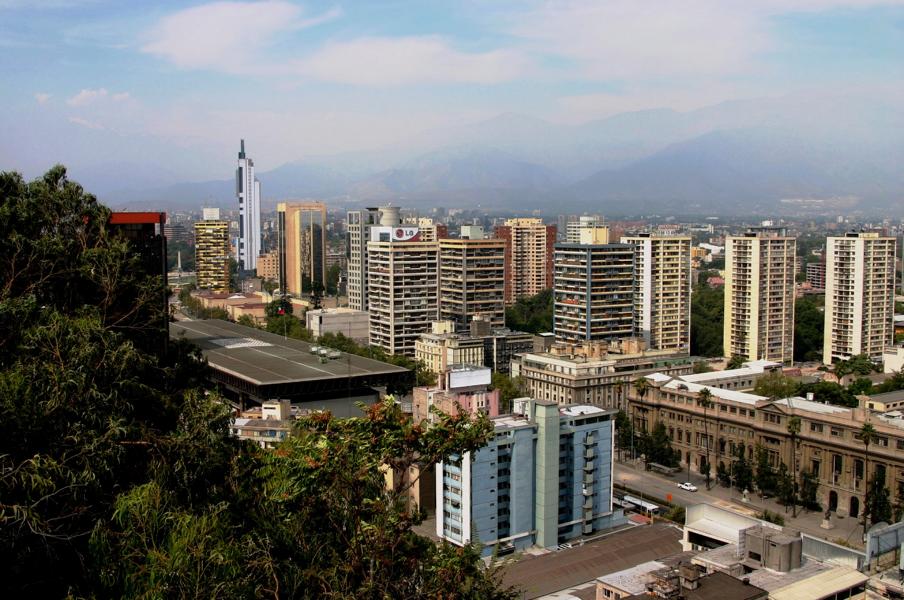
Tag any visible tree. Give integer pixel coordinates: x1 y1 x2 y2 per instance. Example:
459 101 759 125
865 477 893 526
716 461 731 487
615 410 634 461
835 354 879 379
633 377 650 402
786 415 801 516
266 296 293 318
856 423 879 536
236 314 258 329
776 463 795 509
799 469 820 511
699 388 714 489
732 443 754 492
504 289 553 333
753 371 799 400
794 297 824 362
691 284 724 357
692 361 712 374
490 372 522 413
796 380 858 407
640 422 679 468
325 263 342 296
754 445 778 497
727 355 745 369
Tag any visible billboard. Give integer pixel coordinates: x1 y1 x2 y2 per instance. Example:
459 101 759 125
371 226 421 242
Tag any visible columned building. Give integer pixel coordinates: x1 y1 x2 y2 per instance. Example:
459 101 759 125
235 139 261 271
194 216 230 292
621 233 692 353
494 218 556 304
723 228 796 364
823 231 897 364
438 227 506 330
277 201 327 297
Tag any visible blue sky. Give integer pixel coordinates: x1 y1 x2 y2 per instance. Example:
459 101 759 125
1 0 903 180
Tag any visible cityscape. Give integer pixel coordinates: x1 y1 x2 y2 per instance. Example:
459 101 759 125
3 1 904 599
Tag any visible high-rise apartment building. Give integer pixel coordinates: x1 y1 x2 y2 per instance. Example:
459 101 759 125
367 225 439 356
823 232 897 364
494 218 556 305
346 206 398 311
723 228 796 364
806 260 826 290
553 243 634 343
194 216 230 292
277 202 326 297
436 399 621 557
566 215 605 243
256 249 279 282
438 227 506 330
405 217 448 243
620 233 692 353
236 139 261 271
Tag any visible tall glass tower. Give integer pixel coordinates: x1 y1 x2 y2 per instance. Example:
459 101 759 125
236 139 261 271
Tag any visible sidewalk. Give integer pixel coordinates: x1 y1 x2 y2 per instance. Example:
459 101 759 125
614 458 865 548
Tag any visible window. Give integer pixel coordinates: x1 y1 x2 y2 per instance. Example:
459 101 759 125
810 423 824 433
831 427 843 438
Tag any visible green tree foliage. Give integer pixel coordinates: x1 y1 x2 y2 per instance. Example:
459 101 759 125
794 297 824 362
753 371 799 400
754 446 777 496
731 443 754 492
640 422 679 468
166 239 195 272
490 372 521 413
835 354 880 379
615 410 634 460
0 167 514 598
692 361 713 374
796 380 858 407
326 263 342 296
799 470 821 511
727 355 745 369
690 284 723 357
178 287 230 319
872 371 904 395
505 289 552 334
758 510 785 526
266 296 293 318
866 477 893 526
236 314 258 328
716 461 731 487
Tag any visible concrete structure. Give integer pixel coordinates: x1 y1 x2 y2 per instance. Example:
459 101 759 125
621 233 692 353
439 229 506 330
724 228 796 364
415 318 535 375
436 399 623 556
406 216 447 242
194 218 230 292
676 359 782 391
823 231 897 365
305 308 370 344
513 341 695 411
256 249 279 282
620 565 768 600
231 399 292 449
630 373 904 518
566 215 605 244
236 139 261 271
884 346 904 374
553 243 635 343
367 227 439 356
495 218 556 304
806 260 826 290
277 201 327 297
412 365 499 424
346 207 384 311
226 301 267 325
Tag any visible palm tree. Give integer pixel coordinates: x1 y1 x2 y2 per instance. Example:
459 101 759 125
787 416 801 517
632 377 650 463
699 387 714 489
856 422 879 536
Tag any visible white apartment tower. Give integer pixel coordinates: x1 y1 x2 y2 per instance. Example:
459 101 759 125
621 233 692 353
823 232 897 365
346 206 400 311
566 215 605 244
236 139 261 271
724 228 796 364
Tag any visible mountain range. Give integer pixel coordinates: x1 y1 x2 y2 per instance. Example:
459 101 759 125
93 93 904 216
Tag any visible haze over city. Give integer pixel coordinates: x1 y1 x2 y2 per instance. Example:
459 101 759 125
2 0 904 214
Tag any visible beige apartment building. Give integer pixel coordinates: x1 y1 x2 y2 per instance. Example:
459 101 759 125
621 233 692 353
414 322 485 375
823 231 897 365
494 218 556 304
724 228 796 364
256 249 279 282
512 341 695 411
193 219 230 292
367 238 439 356
438 229 506 330
277 202 326 297
630 377 904 520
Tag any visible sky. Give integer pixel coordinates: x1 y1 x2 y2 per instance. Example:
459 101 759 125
1 0 903 182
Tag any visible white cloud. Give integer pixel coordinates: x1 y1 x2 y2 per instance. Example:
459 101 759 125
67 88 108 106
34 92 51 104
295 36 528 85
112 92 130 102
141 1 340 72
68 116 104 130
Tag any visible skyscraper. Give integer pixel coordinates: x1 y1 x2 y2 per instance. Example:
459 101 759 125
346 206 397 311
194 211 230 292
823 232 897 365
277 202 327 297
566 215 605 243
438 227 506 330
494 218 556 305
236 139 261 271
724 227 796 364
620 233 692 353
553 243 635 343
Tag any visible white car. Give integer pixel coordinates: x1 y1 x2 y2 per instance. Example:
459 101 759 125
677 482 698 492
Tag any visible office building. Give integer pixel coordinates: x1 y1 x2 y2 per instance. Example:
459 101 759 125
823 231 897 365
439 227 506 330
412 365 500 424
277 201 327 297
723 228 796 364
621 233 692 353
415 318 534 375
806 260 826 290
406 217 447 243
305 308 370 344
347 206 398 311
256 249 279 282
235 139 261 271
566 215 604 244
437 399 621 557
513 341 695 411
194 218 230 292
553 243 635 343
494 218 556 304
367 224 439 356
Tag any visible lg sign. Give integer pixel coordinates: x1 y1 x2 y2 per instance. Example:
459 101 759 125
392 227 420 242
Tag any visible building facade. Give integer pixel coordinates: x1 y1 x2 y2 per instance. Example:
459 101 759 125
723 228 796 364
553 243 635 343
621 233 692 354
806 261 826 290
823 232 897 365
367 235 439 356
494 218 556 304
194 219 230 292
436 400 621 556
566 215 605 244
346 206 398 311
438 230 506 330
305 308 370 344
256 249 279 282
235 139 261 271
277 201 327 297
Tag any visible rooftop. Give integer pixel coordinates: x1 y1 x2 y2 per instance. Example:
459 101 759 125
662 379 767 405
560 405 611 417
596 560 666 594
773 397 850 415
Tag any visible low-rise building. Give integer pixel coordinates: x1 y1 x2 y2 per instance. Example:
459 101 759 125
415 319 534 375
231 399 293 448
676 359 782 391
227 302 267 325
412 365 499 423
305 307 369 344
436 399 624 556
884 345 904 374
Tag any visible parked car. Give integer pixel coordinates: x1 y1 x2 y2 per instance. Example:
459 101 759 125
677 482 698 492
